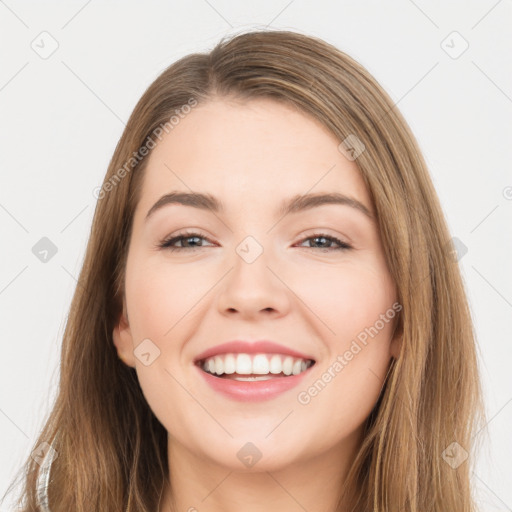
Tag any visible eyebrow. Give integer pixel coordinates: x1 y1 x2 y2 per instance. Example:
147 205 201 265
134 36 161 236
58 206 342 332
145 191 374 222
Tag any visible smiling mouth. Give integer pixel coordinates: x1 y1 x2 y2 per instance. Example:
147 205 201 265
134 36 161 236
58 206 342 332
196 353 316 381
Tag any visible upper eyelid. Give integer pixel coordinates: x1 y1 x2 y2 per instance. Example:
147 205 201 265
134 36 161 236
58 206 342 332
159 231 352 249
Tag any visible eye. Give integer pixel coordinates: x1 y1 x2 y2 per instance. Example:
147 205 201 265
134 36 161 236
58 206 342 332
296 233 352 251
157 231 352 252
158 231 215 251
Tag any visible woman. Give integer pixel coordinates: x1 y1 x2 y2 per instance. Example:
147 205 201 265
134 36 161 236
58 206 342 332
5 29 485 512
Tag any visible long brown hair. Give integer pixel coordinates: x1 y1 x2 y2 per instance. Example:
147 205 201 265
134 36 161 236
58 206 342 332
4 29 486 512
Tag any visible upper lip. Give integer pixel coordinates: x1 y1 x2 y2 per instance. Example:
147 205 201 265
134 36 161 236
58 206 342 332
194 340 315 363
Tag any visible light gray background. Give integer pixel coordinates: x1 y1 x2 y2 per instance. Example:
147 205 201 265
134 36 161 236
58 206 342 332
1 1 511 510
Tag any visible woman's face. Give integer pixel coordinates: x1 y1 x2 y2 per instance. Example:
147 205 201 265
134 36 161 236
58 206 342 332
114 97 400 472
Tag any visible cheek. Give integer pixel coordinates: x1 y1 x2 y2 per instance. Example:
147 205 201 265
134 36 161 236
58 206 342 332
290 258 396 345
291 258 396 409
125 257 200 341
292 263 396 431
124 258 203 434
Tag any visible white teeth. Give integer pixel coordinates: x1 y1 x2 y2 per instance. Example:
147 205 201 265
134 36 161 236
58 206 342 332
252 354 270 374
269 354 282 374
214 356 224 375
234 375 273 381
282 356 293 376
224 354 236 374
199 352 313 377
236 354 252 375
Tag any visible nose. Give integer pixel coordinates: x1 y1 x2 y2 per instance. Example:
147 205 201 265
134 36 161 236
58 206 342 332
216 245 291 320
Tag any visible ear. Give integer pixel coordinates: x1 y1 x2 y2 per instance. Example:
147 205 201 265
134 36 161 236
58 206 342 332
112 299 137 368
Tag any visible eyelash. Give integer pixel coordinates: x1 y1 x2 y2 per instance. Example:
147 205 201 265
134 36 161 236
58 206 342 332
158 231 352 252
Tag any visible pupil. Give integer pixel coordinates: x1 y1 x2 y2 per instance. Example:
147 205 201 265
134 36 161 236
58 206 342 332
186 236 200 247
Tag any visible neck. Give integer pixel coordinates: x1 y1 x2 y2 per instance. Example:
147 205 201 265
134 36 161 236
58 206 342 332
158 427 363 512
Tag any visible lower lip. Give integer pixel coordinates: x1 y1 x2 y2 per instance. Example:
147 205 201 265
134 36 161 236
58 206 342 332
195 365 313 402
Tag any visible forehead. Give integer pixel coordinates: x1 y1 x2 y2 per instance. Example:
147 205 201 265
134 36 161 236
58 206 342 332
135 97 371 217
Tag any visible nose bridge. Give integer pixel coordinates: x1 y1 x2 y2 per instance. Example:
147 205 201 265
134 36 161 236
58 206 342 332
231 233 274 292
216 232 289 316
235 234 267 266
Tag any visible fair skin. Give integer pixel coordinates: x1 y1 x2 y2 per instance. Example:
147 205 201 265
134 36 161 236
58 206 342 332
113 97 401 512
